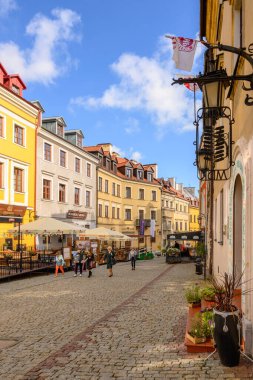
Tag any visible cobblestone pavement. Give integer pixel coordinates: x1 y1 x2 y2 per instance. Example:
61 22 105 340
0 258 252 380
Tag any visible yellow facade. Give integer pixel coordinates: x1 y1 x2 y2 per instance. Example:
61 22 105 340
189 205 199 231
0 84 39 250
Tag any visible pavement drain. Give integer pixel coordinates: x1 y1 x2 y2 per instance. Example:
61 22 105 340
0 338 19 350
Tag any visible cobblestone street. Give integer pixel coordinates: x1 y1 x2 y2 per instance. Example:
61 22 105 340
0 258 252 379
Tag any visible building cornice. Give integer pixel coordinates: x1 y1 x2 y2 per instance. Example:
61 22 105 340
0 84 39 118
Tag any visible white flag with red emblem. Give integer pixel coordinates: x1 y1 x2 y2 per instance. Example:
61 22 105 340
172 37 197 72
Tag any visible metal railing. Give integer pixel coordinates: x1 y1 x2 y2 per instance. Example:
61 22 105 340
0 251 56 280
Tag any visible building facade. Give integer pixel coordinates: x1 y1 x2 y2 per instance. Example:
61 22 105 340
183 187 199 231
200 0 253 354
36 117 98 249
0 63 40 250
85 144 162 251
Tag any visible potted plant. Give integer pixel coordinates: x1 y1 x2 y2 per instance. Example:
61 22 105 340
187 313 207 344
200 285 216 309
209 272 243 367
166 247 181 264
201 310 214 340
185 284 201 307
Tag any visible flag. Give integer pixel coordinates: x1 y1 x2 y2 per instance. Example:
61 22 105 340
184 82 200 91
139 219 145 236
172 37 197 72
150 219 155 238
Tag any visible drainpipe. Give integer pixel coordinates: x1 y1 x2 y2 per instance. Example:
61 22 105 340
34 109 41 249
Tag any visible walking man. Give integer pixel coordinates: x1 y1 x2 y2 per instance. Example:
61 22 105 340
129 248 137 270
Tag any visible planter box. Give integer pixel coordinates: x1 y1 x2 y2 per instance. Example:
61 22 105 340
188 302 201 308
186 332 206 344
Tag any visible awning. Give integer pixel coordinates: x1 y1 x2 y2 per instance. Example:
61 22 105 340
167 231 204 241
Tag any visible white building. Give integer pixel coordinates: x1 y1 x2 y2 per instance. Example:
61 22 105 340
36 116 98 249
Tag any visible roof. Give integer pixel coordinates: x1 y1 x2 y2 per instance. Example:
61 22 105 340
42 117 67 126
65 129 84 137
6 74 26 89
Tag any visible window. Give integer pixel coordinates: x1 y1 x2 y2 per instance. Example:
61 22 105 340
112 183 116 196
137 170 143 179
14 125 24 146
176 203 178 211
125 209 131 220
185 222 187 230
180 205 182 212
126 168 132 178
77 134 82 147
86 190 91 207
184 206 186 212
147 172 152 182
170 201 173 209
117 184 120 197
0 163 3 188
75 158 80 173
98 177 102 191
180 222 182 230
139 210 144 220
126 187 131 198
151 210 156 220
0 116 4 137
43 179 51 200
74 188 80 205
194 215 196 223
190 215 193 223
57 124 64 137
98 204 102 217
59 184 66 202
87 163 91 177
12 85 19 94
106 159 110 170
168 221 171 230
112 207 115 219
105 180 109 193
60 150 66 167
139 189 144 200
175 222 178 231
44 143 52 161
117 208 120 219
151 191 156 201
105 205 109 218
14 168 23 192
166 201 168 207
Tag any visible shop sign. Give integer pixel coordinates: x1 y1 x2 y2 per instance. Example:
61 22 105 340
66 210 87 220
0 204 27 217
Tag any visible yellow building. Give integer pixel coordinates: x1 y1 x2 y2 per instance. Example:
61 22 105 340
0 63 40 250
200 0 253 355
85 144 162 251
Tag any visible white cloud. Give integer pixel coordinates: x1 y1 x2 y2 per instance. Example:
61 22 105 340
0 8 81 84
111 145 125 157
69 33 203 136
124 117 140 135
0 0 17 17
130 150 143 162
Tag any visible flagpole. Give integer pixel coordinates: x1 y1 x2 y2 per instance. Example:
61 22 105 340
165 34 209 47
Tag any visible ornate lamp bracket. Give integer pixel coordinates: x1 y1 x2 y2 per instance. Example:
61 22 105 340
172 43 253 106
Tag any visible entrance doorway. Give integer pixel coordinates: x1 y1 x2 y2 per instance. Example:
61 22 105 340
233 175 243 279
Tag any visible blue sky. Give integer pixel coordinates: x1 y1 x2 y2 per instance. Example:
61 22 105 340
0 0 203 189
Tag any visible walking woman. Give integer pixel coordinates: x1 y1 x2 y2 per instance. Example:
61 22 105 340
86 251 95 278
103 246 116 277
73 250 84 277
55 251 65 277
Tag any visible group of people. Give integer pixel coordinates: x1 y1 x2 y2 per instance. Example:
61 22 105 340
55 245 139 278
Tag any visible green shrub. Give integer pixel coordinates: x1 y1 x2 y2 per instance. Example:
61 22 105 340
185 284 201 303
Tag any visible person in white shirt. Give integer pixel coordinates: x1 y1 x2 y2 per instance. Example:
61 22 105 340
129 248 137 270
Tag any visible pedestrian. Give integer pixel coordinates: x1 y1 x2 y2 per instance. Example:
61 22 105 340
73 249 84 277
86 251 95 278
55 251 65 277
129 248 137 270
103 245 116 277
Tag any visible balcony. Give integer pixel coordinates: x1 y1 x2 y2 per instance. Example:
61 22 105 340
135 219 151 227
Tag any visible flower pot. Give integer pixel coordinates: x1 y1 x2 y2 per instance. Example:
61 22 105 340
188 302 201 308
186 332 206 344
213 308 240 367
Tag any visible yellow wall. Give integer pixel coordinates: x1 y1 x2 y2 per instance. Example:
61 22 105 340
189 205 199 231
97 167 162 251
0 85 38 250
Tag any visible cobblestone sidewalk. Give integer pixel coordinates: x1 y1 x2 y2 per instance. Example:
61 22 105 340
0 259 252 379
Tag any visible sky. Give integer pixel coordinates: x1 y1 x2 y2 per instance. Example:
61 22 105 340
0 0 203 189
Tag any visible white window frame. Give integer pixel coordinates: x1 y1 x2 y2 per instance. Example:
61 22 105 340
58 182 68 203
43 141 53 162
10 161 28 205
86 162 92 178
59 149 68 168
42 177 53 201
0 114 6 139
13 122 26 148
74 156 81 174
